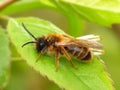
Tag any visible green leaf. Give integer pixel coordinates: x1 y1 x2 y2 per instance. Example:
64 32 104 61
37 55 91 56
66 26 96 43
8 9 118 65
54 0 120 27
0 0 57 14
0 28 10 89
51 0 84 36
0 0 84 36
7 17 114 90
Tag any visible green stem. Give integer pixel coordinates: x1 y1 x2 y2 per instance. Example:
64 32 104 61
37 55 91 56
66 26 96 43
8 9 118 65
65 13 84 37
0 14 11 21
51 0 84 36
12 57 23 61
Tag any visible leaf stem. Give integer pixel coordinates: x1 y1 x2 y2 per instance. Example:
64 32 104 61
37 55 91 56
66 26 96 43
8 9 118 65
0 14 11 21
12 57 23 61
0 0 16 11
51 1 84 36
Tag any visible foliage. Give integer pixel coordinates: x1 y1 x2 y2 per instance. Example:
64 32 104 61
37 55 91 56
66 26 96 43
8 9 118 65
7 17 113 90
0 28 10 89
0 0 119 90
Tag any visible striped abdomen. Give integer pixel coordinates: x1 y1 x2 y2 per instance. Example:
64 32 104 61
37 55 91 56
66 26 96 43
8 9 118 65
64 45 92 61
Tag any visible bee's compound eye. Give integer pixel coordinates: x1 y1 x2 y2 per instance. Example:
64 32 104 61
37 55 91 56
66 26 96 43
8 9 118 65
39 42 45 47
36 37 47 52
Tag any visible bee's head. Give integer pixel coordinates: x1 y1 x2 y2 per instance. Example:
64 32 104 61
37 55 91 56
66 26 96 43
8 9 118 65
36 37 47 52
22 23 47 52
21 23 48 52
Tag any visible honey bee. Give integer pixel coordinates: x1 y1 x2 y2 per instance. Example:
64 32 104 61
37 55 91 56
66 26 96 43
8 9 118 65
22 23 103 71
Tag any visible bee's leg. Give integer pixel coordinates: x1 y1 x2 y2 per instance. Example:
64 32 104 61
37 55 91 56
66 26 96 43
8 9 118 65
55 51 60 72
61 46 76 69
36 52 44 62
36 46 47 62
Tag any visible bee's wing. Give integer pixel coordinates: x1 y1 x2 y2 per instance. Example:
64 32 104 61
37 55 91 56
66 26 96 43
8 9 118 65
61 34 104 55
61 34 103 49
77 39 103 49
76 34 101 41
76 34 103 49
63 34 101 41
76 34 104 55
56 39 89 47
56 40 103 55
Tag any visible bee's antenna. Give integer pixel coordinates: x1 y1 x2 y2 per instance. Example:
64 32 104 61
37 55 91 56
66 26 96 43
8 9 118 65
22 23 37 40
22 41 36 47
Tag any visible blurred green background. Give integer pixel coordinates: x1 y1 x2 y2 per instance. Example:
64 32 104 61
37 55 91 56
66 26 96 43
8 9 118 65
2 9 120 90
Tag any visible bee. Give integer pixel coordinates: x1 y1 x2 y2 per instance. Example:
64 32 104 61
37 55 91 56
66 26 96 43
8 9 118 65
22 23 103 71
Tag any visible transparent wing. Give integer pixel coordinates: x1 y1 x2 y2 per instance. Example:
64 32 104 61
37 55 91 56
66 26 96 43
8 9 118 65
59 34 103 49
75 34 103 49
55 40 88 47
76 34 101 41
58 34 104 55
76 34 103 55
56 40 103 56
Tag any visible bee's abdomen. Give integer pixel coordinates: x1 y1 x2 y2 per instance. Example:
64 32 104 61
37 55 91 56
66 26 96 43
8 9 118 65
64 46 92 61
